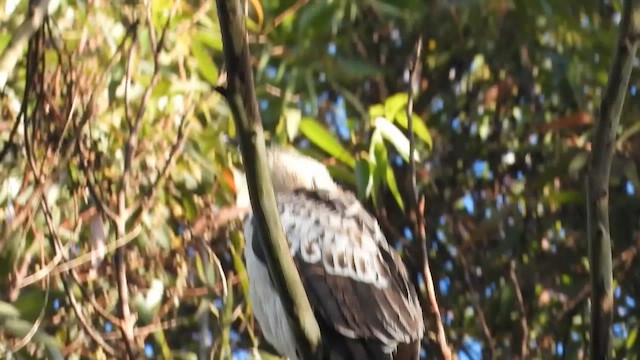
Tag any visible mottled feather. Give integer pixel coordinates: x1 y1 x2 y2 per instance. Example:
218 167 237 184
247 187 424 359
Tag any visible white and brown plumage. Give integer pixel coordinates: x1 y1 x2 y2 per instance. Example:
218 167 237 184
242 147 424 360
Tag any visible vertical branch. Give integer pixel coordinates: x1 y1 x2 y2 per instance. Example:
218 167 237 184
587 1 640 359
215 0 322 358
116 26 139 359
114 5 178 358
406 36 451 360
0 0 50 89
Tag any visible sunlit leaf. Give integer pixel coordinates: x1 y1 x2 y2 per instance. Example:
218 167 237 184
299 117 355 168
282 108 302 142
152 327 172 359
191 36 219 85
368 131 403 209
384 93 409 122
134 279 164 324
373 117 419 163
369 104 385 119
386 166 404 211
249 0 264 28
230 231 250 303
627 327 638 349
395 112 433 149
0 301 20 318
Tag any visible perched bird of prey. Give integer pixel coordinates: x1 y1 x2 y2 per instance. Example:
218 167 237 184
242 147 424 360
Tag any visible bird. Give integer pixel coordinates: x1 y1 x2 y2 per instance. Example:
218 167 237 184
240 146 424 360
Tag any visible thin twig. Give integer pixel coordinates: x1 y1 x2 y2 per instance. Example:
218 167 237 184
132 98 193 216
405 36 451 359
116 6 178 357
509 260 529 359
116 24 141 360
265 0 309 35
17 225 141 288
40 188 117 357
459 251 496 358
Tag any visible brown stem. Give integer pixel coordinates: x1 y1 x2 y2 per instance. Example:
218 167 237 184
406 36 451 360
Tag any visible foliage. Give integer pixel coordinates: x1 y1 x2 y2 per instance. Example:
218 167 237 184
0 0 639 359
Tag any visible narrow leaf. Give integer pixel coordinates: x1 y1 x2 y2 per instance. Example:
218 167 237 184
299 117 355 168
384 93 409 121
192 37 219 85
354 159 370 201
374 117 419 163
395 112 433 149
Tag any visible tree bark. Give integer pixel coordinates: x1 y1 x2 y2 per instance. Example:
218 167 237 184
587 1 640 359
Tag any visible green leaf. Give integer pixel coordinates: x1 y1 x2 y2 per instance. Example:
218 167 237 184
354 159 370 201
182 196 198 222
3 318 62 353
366 129 404 210
152 327 172 360
384 93 409 121
198 251 219 289
327 165 356 186
299 117 355 168
367 130 385 207
191 36 219 85
15 289 55 322
282 108 302 141
395 112 433 149
0 301 20 318
298 2 337 35
194 30 223 51
230 231 250 304
334 57 380 80
545 190 584 205
369 104 385 119
304 70 319 115
373 117 418 163
568 152 589 178
386 165 404 211
627 327 638 349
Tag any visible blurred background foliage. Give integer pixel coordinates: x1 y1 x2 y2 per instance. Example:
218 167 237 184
0 0 639 359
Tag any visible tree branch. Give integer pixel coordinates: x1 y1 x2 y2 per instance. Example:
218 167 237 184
406 36 451 360
215 0 322 358
587 1 640 358
0 0 50 89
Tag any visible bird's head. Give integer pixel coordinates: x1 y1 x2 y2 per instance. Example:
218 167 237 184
264 146 337 192
231 146 337 207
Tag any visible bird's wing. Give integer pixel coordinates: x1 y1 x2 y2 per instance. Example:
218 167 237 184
258 188 424 349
